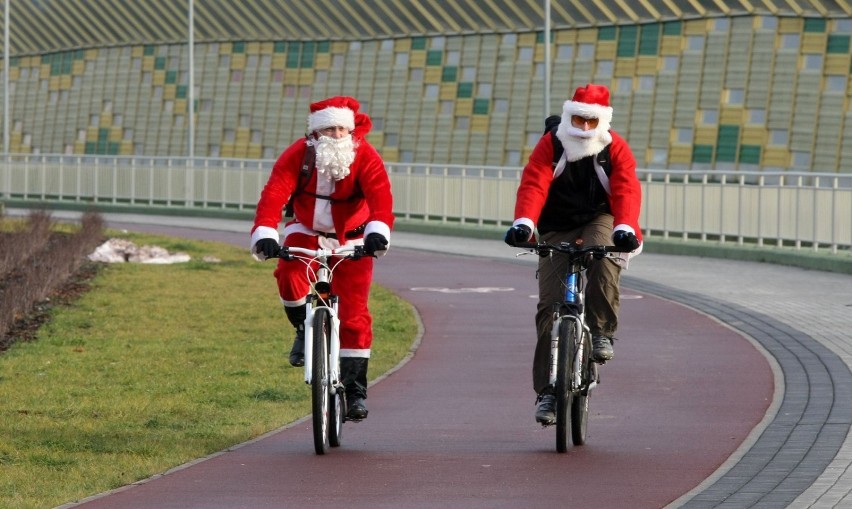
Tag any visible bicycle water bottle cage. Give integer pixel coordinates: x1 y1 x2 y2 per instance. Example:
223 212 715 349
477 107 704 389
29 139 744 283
314 281 331 300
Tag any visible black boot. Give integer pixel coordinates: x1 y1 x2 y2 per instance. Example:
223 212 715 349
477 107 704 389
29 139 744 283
284 305 306 367
340 357 369 420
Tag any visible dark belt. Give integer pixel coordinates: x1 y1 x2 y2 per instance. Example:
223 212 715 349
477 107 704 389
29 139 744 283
317 222 367 240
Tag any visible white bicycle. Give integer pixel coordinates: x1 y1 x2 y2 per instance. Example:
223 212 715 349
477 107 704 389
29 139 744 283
277 243 369 455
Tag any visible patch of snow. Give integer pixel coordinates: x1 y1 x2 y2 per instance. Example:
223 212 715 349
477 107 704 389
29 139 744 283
89 238 191 264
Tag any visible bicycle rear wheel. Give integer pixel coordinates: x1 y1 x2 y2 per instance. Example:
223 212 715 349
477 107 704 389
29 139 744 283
311 308 332 455
555 317 577 453
571 331 593 445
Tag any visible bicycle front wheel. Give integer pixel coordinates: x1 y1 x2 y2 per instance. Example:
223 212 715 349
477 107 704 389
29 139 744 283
571 331 593 446
311 308 332 455
555 317 577 453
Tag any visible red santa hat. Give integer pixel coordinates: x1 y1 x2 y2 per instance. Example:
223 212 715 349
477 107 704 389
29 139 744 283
307 96 359 133
562 84 613 131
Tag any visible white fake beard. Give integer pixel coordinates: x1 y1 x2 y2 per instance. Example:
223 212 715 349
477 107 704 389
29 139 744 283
555 124 611 162
311 135 356 181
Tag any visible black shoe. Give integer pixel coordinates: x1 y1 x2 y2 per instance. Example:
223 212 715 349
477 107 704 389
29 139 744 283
346 396 368 420
535 393 556 425
591 335 613 362
288 326 305 367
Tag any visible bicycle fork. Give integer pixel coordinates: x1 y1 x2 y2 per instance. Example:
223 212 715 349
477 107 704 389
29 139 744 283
303 295 342 386
548 313 597 394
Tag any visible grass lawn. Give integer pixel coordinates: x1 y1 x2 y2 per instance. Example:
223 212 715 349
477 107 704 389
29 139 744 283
0 231 419 509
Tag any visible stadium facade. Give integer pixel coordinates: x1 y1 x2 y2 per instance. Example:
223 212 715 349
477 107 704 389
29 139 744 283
2 0 851 173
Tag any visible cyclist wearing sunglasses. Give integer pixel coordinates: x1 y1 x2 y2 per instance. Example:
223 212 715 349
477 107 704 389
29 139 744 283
503 83 643 425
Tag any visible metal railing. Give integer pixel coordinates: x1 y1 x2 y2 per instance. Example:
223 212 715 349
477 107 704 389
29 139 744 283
2 154 850 254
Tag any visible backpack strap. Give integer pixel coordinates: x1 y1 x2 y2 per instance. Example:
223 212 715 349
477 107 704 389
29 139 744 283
283 140 316 218
548 123 612 195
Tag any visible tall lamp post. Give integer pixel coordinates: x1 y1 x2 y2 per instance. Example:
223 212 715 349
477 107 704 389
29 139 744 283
544 0 551 118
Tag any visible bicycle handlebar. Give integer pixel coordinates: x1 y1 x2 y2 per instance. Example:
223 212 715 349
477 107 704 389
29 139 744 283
276 244 368 260
514 241 632 259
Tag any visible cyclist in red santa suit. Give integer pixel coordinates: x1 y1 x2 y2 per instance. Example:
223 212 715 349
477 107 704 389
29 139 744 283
250 96 394 420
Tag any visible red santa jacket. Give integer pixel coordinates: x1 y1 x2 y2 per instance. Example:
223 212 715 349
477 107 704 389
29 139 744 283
251 132 394 251
513 129 643 244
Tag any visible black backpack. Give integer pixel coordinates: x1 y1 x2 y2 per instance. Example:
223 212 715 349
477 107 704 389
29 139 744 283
544 115 611 176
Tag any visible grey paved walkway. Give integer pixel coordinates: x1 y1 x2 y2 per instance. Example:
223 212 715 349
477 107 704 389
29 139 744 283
9 209 852 508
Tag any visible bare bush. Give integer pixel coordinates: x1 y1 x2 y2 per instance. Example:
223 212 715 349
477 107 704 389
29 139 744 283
0 211 105 350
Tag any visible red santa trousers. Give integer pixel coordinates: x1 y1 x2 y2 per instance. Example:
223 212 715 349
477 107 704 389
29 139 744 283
273 232 374 355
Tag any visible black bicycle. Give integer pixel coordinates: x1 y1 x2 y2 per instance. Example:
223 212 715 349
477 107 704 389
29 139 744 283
517 241 630 452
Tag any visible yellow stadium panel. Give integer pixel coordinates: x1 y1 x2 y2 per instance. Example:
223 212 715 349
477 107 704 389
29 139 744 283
684 19 709 35
825 54 849 74
120 140 134 155
577 29 597 43
596 40 616 59
231 54 246 70
174 99 186 114
84 49 98 60
555 30 575 44
11 132 22 144
40 64 51 77
74 140 86 154
49 76 61 91
636 56 658 74
59 75 72 89
86 126 99 142
315 53 331 68
283 70 299 85
219 43 232 54
534 45 545 62
614 58 635 77
669 145 692 164
331 42 348 53
99 114 112 128
522 147 534 162
471 116 489 133
246 42 260 54
382 147 399 162
367 132 384 146
131 46 144 58
72 60 85 75
741 126 766 145
424 67 442 83
454 98 472 115
220 142 235 158
247 144 262 159
19 56 34 66
802 33 827 53
778 18 803 33
163 84 176 100
694 126 717 145
518 33 536 46
235 127 250 144
260 42 274 54
439 83 457 100
299 69 314 85
409 51 426 67
720 106 743 124
394 39 411 51
142 56 155 72
152 70 166 86
9 68 19 80
109 126 123 141
763 147 790 166
234 144 248 159
271 54 286 69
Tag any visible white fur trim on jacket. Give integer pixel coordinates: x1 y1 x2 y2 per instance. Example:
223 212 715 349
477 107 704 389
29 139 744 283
250 226 280 261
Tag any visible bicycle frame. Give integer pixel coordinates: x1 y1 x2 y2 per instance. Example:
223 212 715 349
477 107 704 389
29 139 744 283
548 264 596 394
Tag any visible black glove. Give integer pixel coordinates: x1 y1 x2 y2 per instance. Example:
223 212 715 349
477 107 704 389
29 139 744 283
255 238 280 258
363 233 388 256
612 230 639 251
504 225 532 246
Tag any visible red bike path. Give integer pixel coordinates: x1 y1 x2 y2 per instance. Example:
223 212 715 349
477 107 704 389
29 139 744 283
63 226 774 509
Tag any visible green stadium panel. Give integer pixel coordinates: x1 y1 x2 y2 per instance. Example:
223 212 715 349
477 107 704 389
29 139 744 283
233 41 245 54
617 26 639 58
804 18 827 33
144 46 155 56
662 21 681 36
85 141 96 154
166 70 177 84
638 24 661 56
273 41 286 53
177 85 187 99
442 66 458 82
827 35 850 54
473 98 489 115
692 144 714 163
457 82 473 98
739 144 761 164
599 26 617 41
412 37 427 50
317 41 330 53
155 57 166 70
716 125 740 162
426 50 442 66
